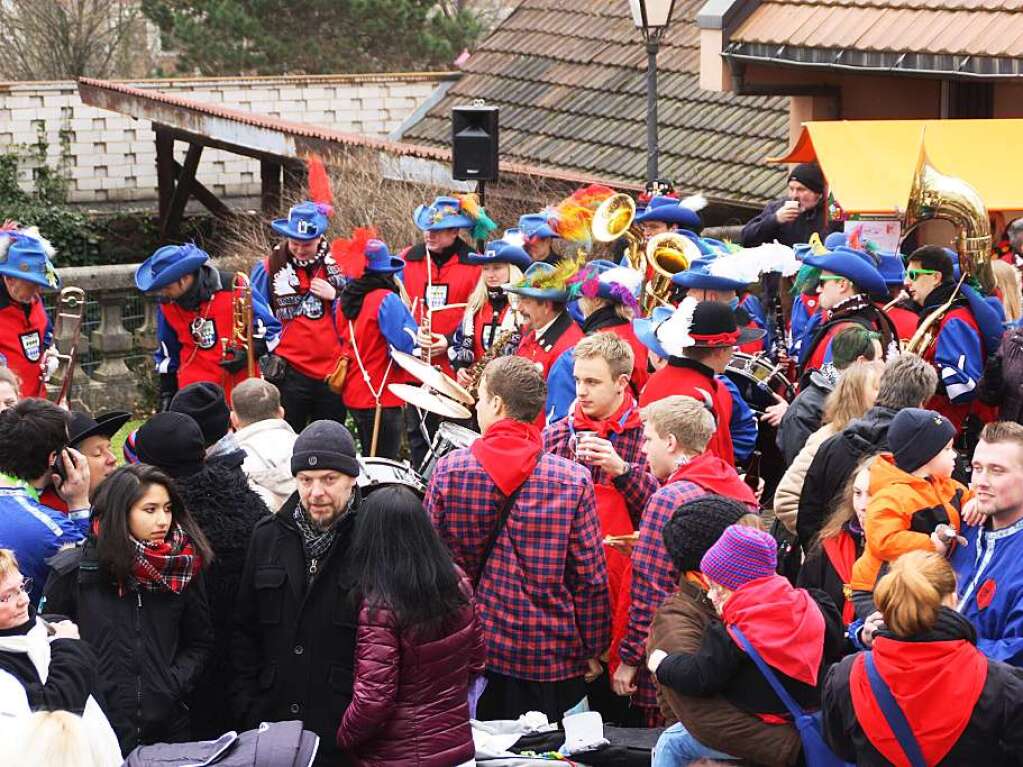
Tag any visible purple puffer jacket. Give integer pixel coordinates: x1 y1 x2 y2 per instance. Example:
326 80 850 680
336 577 485 766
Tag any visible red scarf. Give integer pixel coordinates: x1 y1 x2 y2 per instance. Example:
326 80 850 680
850 637 987 767
723 574 826 686
821 531 858 624
667 453 757 508
471 418 544 495
93 518 203 594
571 393 641 438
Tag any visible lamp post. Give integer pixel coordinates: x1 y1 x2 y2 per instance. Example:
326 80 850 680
629 0 676 182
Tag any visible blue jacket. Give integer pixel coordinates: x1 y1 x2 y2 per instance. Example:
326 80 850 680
0 486 88 606
953 516 1023 666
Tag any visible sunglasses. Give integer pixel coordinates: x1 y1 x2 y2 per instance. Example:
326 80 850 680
906 268 940 280
817 275 847 283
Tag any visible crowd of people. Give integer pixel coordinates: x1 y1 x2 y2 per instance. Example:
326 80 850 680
0 166 1022 766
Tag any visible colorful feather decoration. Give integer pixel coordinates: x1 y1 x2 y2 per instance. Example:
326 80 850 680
656 296 698 357
306 155 334 216
455 193 499 240
546 184 615 244
679 194 708 213
330 226 378 280
708 243 801 284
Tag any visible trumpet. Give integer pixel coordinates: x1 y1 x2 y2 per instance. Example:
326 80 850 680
231 272 256 378
644 232 698 312
593 193 643 272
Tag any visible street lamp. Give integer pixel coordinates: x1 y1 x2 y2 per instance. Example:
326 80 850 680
629 0 676 182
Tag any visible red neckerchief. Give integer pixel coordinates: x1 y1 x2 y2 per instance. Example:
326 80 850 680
571 393 641 438
723 574 826 686
850 637 987 766
821 531 858 624
91 518 202 595
666 453 757 508
470 418 543 495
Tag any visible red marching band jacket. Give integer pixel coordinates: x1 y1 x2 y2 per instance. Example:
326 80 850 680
400 243 481 377
337 289 407 411
471 301 514 361
639 357 736 465
0 294 51 397
517 311 584 380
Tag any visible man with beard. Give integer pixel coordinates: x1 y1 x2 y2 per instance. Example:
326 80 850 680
740 163 836 248
232 420 361 767
954 421 1023 666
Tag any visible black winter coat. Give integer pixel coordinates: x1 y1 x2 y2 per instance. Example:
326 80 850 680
777 369 833 465
43 541 214 753
232 493 360 767
797 406 898 551
176 451 270 739
797 532 864 624
655 589 845 717
823 609 1023 765
740 198 837 248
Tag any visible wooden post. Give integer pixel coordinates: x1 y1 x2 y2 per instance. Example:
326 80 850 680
261 159 282 217
162 143 203 240
155 128 175 227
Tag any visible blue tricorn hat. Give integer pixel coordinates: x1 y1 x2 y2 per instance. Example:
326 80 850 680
632 305 674 358
804 246 887 297
634 195 702 230
518 213 558 240
412 196 474 231
0 232 60 290
878 253 905 287
271 201 330 241
672 254 749 292
504 261 572 302
467 237 532 271
135 243 210 292
364 239 404 275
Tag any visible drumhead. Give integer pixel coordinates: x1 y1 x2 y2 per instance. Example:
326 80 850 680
357 457 426 497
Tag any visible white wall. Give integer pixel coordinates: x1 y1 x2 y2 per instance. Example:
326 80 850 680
0 74 451 205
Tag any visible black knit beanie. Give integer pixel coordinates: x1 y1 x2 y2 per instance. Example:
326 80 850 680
662 494 749 574
887 408 956 473
788 163 825 194
291 420 360 477
134 412 205 479
170 382 230 448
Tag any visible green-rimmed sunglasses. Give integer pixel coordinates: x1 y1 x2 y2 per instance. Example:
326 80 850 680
906 267 940 280
817 275 848 283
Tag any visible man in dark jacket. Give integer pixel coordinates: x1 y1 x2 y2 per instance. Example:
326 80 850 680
232 420 362 767
777 325 881 464
797 354 937 551
740 163 838 247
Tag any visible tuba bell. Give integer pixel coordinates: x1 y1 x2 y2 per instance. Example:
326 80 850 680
643 232 699 312
592 193 643 272
901 144 992 355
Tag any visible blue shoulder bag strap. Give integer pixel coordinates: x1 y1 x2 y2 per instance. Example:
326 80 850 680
731 625 808 721
863 652 927 767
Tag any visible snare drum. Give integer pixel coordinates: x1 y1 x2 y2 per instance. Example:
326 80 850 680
725 352 794 412
357 457 426 498
419 421 481 482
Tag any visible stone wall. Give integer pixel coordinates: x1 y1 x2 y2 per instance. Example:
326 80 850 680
0 73 454 205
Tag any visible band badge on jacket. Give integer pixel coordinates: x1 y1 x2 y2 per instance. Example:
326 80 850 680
19 331 41 362
301 292 324 320
190 317 218 350
426 284 449 310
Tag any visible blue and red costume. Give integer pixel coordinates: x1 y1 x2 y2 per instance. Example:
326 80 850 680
517 310 584 382
426 418 609 684
0 284 52 398
620 454 758 711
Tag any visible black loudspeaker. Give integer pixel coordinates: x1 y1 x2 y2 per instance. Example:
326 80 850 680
452 105 499 182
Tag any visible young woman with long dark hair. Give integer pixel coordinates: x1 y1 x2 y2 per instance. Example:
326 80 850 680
42 464 214 753
336 486 483 767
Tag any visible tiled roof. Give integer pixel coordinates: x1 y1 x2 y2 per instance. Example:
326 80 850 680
399 0 791 207
731 0 1023 58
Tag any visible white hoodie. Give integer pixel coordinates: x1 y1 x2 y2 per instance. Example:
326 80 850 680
233 418 299 511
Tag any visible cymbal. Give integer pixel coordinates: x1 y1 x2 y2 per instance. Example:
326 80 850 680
390 349 474 406
388 383 473 420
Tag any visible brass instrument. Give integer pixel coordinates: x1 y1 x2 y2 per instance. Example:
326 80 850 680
901 146 992 355
592 193 643 272
643 232 698 312
52 287 86 409
231 272 256 378
465 326 519 399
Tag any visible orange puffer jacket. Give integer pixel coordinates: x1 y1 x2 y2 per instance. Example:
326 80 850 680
849 453 969 592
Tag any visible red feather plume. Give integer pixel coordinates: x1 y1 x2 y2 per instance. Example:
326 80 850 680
330 227 377 280
307 154 334 215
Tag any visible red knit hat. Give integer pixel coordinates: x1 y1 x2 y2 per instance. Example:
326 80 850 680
700 524 777 591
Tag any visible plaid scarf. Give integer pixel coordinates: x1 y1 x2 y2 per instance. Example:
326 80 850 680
292 502 340 567
131 526 202 594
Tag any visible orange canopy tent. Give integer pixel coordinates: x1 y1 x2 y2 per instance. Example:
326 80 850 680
770 119 1020 214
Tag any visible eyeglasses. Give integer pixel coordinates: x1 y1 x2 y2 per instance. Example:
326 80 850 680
817 275 847 283
906 268 940 280
0 578 30 604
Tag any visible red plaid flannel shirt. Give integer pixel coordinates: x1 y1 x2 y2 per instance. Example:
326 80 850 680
426 448 610 682
542 418 658 525
621 479 708 709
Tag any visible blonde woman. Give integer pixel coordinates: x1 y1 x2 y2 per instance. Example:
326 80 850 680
774 359 882 533
992 258 1022 325
451 237 528 389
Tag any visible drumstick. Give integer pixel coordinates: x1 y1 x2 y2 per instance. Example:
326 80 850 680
370 402 382 458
